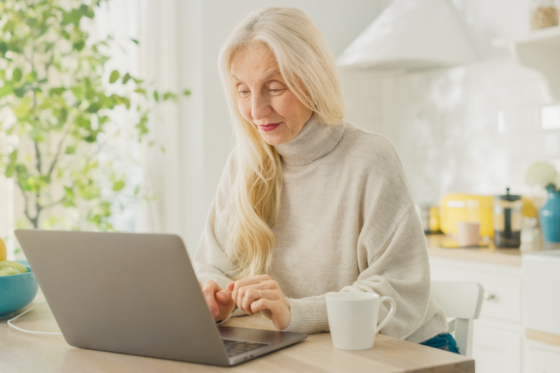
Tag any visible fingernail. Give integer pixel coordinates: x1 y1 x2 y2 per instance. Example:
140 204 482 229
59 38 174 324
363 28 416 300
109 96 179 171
212 309 218 317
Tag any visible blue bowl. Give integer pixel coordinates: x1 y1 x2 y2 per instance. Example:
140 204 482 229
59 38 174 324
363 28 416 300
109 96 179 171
0 261 39 318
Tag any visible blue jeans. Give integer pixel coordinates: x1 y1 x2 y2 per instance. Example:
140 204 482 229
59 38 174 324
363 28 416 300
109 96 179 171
420 333 460 354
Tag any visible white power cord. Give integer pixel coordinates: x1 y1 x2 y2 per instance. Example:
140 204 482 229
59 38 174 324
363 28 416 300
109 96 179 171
7 301 63 336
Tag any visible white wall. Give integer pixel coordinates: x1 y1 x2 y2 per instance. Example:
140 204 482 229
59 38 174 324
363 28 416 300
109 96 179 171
341 0 558 207
176 0 391 255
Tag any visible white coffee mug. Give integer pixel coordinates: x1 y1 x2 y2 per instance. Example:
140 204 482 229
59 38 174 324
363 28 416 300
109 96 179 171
326 292 397 350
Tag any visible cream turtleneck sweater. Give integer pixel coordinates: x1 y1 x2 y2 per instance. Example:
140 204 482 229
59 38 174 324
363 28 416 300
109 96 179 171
194 115 448 343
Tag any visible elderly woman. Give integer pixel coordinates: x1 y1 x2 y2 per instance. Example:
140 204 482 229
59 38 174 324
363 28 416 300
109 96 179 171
194 7 457 352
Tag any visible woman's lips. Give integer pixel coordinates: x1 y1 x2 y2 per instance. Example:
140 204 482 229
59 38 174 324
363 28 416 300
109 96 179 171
258 122 282 132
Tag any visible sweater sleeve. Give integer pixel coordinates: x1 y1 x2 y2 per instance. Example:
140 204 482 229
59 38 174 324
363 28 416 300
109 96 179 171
286 207 431 339
285 136 438 341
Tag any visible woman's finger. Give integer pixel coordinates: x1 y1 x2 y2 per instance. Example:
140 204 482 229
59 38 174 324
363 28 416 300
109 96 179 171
231 276 268 299
232 278 276 303
240 288 262 314
201 280 220 318
235 284 277 311
216 288 234 307
251 298 290 331
250 297 276 315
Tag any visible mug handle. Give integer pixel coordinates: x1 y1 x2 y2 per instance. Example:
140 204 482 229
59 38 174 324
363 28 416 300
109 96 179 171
374 296 397 334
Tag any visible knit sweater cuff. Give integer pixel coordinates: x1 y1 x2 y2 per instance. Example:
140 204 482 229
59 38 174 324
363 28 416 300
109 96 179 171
285 298 330 334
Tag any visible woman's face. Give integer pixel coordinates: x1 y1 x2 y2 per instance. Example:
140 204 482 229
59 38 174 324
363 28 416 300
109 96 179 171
230 43 313 146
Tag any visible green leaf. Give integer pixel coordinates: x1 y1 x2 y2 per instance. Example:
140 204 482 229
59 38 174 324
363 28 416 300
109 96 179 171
58 108 68 124
12 68 22 82
49 87 65 96
0 41 8 56
98 116 110 125
9 150 18 163
183 89 191 96
4 20 15 33
86 103 101 113
135 116 149 137
122 73 130 84
71 86 83 99
131 38 139 45
78 185 100 200
153 90 159 102
112 181 125 191
5 164 15 178
163 91 177 101
73 42 85 51
109 70 120 84
14 87 26 98
0 83 13 99
65 146 76 154
25 71 37 83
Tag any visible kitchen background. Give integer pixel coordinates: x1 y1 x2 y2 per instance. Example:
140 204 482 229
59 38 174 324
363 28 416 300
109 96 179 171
341 0 558 208
0 0 558 254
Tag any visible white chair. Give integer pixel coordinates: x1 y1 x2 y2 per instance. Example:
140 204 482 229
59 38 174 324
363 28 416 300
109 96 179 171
430 281 484 357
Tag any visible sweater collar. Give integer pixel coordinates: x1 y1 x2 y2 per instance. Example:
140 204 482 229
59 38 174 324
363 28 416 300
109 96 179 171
274 114 345 166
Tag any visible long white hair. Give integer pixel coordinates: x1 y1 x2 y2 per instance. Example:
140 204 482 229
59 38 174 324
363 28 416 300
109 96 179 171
219 7 345 279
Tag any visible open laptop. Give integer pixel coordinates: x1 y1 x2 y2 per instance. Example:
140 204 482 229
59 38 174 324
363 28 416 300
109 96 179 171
14 230 306 367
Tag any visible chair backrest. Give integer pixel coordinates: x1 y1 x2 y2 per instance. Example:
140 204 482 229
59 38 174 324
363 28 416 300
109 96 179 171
430 281 484 357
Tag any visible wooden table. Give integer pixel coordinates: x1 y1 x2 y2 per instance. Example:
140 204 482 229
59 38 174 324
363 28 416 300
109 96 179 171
0 292 474 373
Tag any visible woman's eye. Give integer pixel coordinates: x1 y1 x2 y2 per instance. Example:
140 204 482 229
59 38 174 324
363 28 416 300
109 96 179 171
238 90 250 97
269 89 282 93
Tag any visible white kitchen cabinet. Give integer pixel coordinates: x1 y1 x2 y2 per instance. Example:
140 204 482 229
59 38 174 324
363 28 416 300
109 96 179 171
429 257 524 373
473 323 523 373
523 251 560 336
525 340 560 373
523 250 560 373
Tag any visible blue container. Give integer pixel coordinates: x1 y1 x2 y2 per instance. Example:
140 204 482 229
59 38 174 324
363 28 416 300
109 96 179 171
0 261 39 318
540 187 560 243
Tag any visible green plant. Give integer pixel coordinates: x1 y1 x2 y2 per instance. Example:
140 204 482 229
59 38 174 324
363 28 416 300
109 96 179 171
0 0 189 230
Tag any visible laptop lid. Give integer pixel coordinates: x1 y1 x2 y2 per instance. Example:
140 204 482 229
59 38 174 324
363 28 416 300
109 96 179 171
15 230 230 366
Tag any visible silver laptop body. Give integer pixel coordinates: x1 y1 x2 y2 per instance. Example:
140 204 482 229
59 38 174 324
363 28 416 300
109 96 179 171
15 230 307 367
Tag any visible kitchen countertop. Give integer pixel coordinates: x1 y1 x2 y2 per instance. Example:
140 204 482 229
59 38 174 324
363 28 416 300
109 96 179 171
426 234 560 267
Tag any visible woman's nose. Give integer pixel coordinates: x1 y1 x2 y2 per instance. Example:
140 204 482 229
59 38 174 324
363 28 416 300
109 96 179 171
251 93 271 121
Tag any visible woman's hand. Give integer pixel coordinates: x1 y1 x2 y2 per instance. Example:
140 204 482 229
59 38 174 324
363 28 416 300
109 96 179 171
228 275 291 331
200 280 235 322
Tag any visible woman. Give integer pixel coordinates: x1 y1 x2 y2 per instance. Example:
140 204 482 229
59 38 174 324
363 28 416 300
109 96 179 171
194 7 458 353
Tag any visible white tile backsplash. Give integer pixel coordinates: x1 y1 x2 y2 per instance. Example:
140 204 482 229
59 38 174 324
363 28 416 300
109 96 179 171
339 0 558 206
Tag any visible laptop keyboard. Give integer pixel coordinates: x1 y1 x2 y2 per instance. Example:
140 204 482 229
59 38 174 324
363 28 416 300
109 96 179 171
222 338 269 357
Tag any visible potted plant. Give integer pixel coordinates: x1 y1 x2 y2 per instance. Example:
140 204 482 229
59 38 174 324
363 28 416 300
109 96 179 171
525 162 560 242
0 0 188 232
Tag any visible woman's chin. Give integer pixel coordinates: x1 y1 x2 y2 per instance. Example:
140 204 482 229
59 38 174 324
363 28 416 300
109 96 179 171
260 131 290 146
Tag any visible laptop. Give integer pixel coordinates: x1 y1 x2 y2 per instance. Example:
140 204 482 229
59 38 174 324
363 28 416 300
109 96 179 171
14 230 307 367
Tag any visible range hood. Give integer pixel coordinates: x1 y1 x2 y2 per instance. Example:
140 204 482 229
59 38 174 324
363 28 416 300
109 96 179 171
337 0 478 71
